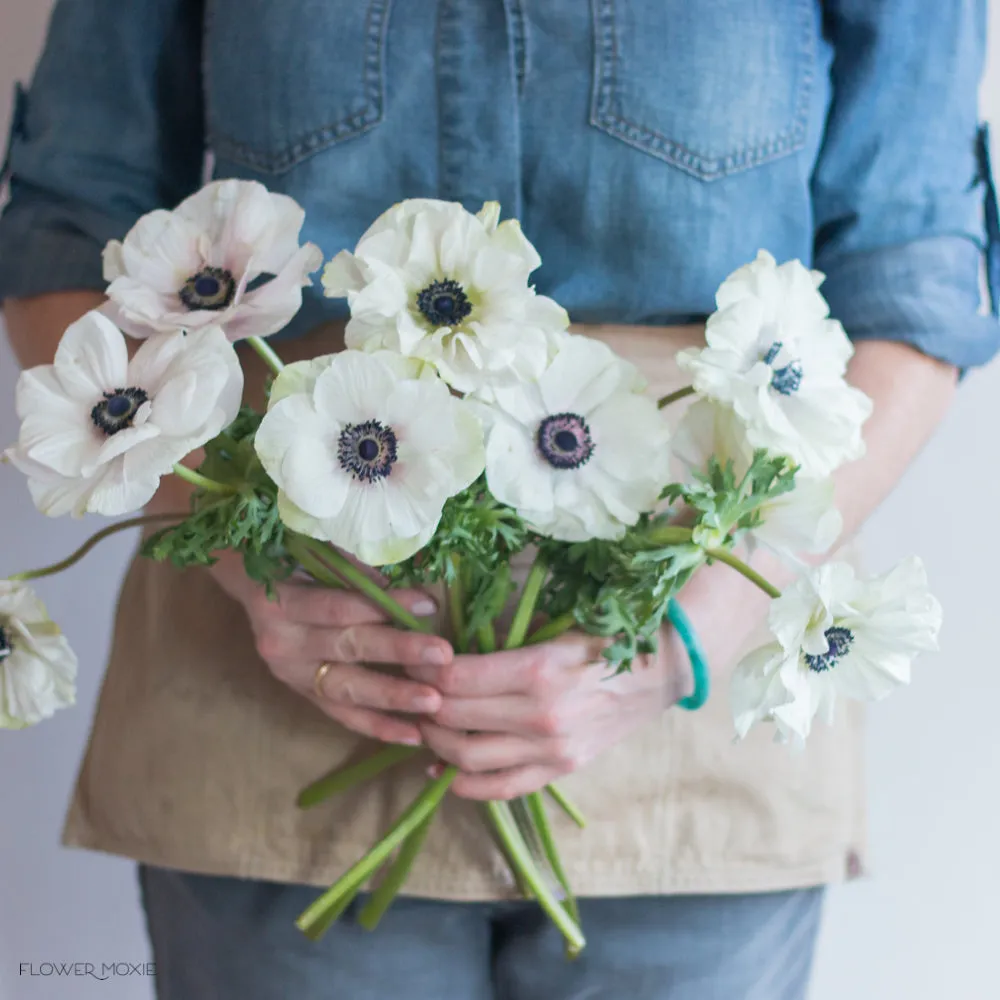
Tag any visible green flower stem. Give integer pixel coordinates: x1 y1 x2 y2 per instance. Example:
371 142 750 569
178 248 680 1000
485 801 585 953
357 812 436 931
447 555 467 652
525 613 576 646
285 536 345 590
545 784 586 830
8 513 187 583
476 622 497 653
704 546 781 599
506 555 548 650
527 791 581 930
644 524 695 546
289 533 434 634
301 885 362 942
656 385 696 409
246 335 286 375
171 464 238 494
297 744 420 810
295 767 458 939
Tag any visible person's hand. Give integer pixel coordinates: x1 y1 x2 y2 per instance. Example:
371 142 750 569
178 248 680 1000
208 550 453 745
406 629 692 799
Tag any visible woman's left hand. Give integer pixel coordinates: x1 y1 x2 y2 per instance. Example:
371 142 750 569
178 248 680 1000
404 630 691 800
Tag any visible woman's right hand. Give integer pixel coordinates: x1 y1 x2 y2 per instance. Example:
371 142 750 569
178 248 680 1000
208 549 452 745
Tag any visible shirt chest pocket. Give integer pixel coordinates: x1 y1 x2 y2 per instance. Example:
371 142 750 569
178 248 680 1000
204 0 389 174
590 0 816 181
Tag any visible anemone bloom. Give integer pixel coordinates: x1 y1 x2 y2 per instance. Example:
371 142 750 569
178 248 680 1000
677 251 872 479
322 198 568 394
4 311 243 516
474 335 671 541
0 581 77 729
731 557 942 744
254 350 485 565
102 179 322 342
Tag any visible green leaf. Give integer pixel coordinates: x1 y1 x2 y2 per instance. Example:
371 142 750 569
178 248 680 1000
141 406 295 594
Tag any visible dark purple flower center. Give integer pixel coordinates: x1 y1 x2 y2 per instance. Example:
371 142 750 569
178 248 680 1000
763 341 803 396
416 279 472 327
91 387 149 436
803 625 854 673
0 624 12 662
537 413 595 470
338 420 398 483
179 266 236 311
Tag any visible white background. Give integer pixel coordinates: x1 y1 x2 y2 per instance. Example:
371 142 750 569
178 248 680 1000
1 4 999 998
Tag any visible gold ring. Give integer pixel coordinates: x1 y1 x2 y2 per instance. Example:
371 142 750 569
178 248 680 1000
313 661 333 698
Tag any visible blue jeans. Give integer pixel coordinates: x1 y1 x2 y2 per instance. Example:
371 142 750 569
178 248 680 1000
138 864 824 999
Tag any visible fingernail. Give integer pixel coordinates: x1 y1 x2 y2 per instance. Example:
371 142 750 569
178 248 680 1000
426 763 445 779
412 695 438 712
397 736 422 746
412 599 437 616
421 646 447 666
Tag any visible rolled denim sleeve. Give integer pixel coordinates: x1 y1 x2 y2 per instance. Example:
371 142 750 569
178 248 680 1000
812 0 1000 371
0 0 204 302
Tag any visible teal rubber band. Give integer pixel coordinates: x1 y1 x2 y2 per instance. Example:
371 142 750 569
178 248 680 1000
667 598 710 711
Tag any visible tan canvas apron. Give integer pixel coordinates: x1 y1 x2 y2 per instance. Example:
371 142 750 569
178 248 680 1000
61 323 866 899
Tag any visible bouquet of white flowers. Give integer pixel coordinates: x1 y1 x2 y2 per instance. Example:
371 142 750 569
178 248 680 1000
1 181 942 955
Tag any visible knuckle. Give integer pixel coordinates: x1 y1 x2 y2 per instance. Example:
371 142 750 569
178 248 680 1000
451 741 478 772
322 593 359 628
525 652 554 694
331 626 361 664
329 674 361 707
250 589 281 623
434 662 462 696
533 704 565 738
384 683 414 713
432 701 459 728
254 629 287 664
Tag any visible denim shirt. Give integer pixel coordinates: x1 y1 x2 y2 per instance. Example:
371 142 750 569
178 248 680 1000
1 0 998 369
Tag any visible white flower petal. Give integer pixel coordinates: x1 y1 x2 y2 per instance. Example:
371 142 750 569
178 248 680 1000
0 581 78 729
220 243 323 342
4 446 97 517
52 311 130 403
255 395 349 519
322 250 369 296
482 414 555 512
730 642 792 739
312 352 400 426
538 336 631 416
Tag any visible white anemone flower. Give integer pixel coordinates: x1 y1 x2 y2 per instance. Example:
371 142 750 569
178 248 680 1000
322 198 568 394
102 179 323 342
677 251 872 479
4 311 243 517
475 335 671 541
254 350 485 566
672 398 842 560
731 557 942 744
0 581 77 729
